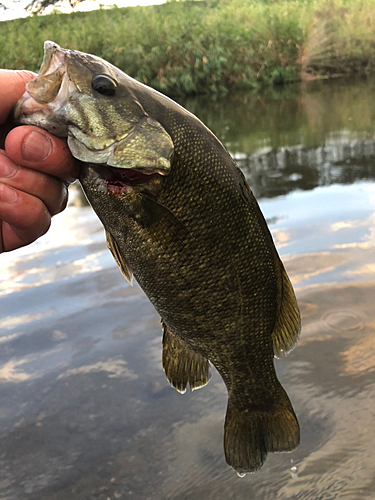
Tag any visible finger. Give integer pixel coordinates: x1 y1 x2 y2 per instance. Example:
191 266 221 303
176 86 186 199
0 150 68 216
0 70 36 125
0 183 51 253
5 126 80 183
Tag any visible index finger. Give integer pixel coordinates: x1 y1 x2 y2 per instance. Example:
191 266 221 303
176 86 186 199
0 70 36 125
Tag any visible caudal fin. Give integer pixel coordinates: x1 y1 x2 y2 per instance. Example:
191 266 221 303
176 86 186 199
224 387 300 474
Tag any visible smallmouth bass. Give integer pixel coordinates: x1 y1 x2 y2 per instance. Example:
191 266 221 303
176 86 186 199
14 41 301 474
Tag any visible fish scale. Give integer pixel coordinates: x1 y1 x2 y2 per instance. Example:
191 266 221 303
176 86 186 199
14 41 301 474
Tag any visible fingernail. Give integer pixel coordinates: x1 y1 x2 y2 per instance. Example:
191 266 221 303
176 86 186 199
0 183 18 204
22 131 52 162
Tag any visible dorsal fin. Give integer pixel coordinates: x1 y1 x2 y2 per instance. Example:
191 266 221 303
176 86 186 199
106 231 133 286
272 261 300 357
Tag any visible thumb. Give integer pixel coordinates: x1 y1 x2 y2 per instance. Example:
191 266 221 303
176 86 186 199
0 70 36 125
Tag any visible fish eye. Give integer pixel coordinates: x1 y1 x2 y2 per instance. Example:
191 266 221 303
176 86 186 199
91 75 117 96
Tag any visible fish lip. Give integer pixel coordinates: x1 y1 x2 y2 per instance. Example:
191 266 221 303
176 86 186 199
13 41 73 136
39 41 66 77
14 41 67 121
24 41 67 104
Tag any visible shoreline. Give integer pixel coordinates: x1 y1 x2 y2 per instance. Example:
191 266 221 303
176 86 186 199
2 0 374 97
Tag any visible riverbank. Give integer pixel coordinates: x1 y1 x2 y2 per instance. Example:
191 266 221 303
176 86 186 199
2 0 375 96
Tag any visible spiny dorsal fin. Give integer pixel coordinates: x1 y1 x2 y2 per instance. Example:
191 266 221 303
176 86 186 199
272 261 300 357
106 231 133 286
161 321 211 393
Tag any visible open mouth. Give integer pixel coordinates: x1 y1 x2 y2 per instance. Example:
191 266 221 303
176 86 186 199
104 166 162 195
81 164 165 196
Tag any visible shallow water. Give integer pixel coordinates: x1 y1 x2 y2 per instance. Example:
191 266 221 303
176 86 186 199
1 77 375 499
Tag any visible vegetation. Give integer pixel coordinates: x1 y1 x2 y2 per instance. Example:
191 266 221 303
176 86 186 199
1 0 375 96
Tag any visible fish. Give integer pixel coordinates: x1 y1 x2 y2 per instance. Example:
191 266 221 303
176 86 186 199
14 41 301 474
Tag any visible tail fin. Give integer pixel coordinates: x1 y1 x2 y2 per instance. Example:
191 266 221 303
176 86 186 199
224 387 299 474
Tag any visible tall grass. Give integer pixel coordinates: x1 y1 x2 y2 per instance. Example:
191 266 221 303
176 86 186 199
1 0 375 96
301 0 375 78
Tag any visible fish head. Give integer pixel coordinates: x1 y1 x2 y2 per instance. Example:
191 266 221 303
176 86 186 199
14 41 174 198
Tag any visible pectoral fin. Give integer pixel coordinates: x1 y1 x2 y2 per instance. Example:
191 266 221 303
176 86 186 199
121 192 189 244
106 231 133 285
272 262 301 357
140 193 189 243
162 321 211 393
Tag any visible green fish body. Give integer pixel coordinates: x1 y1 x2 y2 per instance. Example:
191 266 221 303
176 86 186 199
14 42 300 474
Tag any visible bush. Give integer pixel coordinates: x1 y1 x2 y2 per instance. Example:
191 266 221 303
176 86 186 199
1 0 374 96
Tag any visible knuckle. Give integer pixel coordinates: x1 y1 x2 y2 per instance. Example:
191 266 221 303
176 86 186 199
29 205 51 240
21 198 51 240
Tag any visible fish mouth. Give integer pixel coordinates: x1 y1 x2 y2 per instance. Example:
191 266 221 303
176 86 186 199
26 41 68 105
13 42 73 136
38 41 66 78
81 164 163 196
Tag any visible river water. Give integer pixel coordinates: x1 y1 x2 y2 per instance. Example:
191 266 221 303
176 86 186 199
1 77 375 499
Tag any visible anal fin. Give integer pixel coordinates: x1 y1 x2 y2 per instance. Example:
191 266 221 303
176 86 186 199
162 321 211 394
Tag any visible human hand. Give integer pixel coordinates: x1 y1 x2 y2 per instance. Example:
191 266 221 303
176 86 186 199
0 69 79 252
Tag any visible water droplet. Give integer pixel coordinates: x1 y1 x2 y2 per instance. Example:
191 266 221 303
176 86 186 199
288 173 303 182
290 465 298 479
237 472 246 478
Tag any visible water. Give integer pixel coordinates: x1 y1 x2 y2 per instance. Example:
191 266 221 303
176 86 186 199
1 77 375 499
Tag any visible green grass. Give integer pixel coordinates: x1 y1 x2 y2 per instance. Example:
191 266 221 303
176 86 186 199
1 0 375 96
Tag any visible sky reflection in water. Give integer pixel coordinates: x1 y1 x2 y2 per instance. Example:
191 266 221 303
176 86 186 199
1 78 375 499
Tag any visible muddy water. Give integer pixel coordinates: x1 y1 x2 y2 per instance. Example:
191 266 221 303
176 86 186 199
1 77 375 499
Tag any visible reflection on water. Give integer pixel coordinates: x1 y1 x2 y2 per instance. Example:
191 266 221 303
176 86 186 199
181 77 375 198
1 78 375 498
